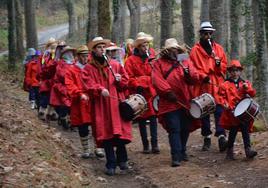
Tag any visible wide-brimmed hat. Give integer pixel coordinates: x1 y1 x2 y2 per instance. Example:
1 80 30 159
133 37 150 48
161 38 186 52
88 37 110 50
136 32 154 42
199 21 216 32
227 60 243 71
45 37 57 49
106 42 122 51
60 46 76 57
76 45 89 54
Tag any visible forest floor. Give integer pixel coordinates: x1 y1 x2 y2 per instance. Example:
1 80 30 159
1 74 268 188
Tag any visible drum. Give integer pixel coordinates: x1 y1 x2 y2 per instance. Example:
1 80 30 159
234 98 259 122
119 94 147 121
190 93 216 119
152 95 160 112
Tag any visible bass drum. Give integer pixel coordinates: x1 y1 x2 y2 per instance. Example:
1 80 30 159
234 98 259 122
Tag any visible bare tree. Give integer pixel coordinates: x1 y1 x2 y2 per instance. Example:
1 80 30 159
112 0 126 44
15 0 24 60
7 0 16 70
63 0 76 38
24 0 38 49
160 0 174 47
230 0 241 59
126 0 140 39
98 0 111 38
86 0 98 42
200 0 210 22
181 0 195 47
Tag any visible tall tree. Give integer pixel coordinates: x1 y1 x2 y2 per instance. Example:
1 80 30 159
98 0 111 38
86 0 98 42
230 0 241 59
160 0 174 47
24 0 38 49
181 0 195 47
112 0 126 44
209 0 225 45
252 0 268 115
126 0 140 39
7 0 16 70
64 0 76 38
15 0 24 60
200 0 210 22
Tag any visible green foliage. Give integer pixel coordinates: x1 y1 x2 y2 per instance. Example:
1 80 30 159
240 52 257 66
0 28 8 51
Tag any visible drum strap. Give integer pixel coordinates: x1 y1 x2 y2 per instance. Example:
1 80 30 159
164 63 179 79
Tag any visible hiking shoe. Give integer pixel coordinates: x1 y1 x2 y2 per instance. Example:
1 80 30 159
218 136 228 152
245 147 257 159
202 137 211 151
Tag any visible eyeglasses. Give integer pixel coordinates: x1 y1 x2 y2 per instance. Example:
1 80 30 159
203 32 212 36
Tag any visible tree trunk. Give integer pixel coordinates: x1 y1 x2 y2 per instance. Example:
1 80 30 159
245 0 254 82
15 0 24 60
209 0 225 45
160 0 174 47
126 0 140 39
200 0 210 23
24 0 38 49
112 0 125 44
252 0 268 115
65 0 76 38
98 0 111 39
230 0 241 59
223 0 230 53
86 0 98 42
181 0 195 47
7 0 16 70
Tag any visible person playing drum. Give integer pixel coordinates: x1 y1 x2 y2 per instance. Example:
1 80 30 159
152 38 200 167
218 60 257 160
190 21 228 152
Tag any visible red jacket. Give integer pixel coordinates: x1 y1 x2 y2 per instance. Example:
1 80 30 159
124 48 157 118
190 42 227 104
50 60 72 107
218 78 256 131
25 59 40 87
82 59 132 147
23 62 31 91
65 62 92 126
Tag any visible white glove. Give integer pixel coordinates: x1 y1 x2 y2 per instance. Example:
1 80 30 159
101 89 110 97
114 73 122 82
80 93 89 100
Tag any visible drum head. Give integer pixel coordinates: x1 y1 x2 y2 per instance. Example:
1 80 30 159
119 102 135 121
153 95 159 112
190 102 202 119
234 98 252 117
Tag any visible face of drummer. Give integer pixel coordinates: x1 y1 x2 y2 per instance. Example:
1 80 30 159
138 42 149 55
93 43 106 57
200 30 213 41
78 53 89 65
229 68 241 80
169 47 180 60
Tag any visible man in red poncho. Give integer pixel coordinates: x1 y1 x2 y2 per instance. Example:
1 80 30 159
190 21 228 152
125 33 159 154
82 37 132 176
152 38 200 167
218 60 257 160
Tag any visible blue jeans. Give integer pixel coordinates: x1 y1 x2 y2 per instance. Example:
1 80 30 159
227 123 251 149
103 139 128 169
201 105 225 137
163 109 190 161
39 92 50 108
138 115 158 148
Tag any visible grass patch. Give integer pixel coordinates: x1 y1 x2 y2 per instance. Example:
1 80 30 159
0 29 8 51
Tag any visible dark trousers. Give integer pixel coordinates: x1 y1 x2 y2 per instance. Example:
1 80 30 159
227 123 251 149
138 115 158 148
103 139 128 169
78 124 89 137
163 109 190 161
29 86 40 107
201 105 226 137
55 106 70 118
39 92 50 108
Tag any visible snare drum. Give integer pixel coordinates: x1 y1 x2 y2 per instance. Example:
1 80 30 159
119 94 147 121
190 93 216 119
234 98 259 122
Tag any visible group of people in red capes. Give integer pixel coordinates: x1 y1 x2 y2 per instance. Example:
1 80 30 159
23 21 258 176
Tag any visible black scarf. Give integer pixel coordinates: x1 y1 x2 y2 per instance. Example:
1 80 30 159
200 38 213 55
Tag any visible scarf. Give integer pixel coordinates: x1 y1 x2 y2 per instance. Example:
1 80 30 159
200 38 213 55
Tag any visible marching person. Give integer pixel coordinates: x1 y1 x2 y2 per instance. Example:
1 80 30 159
105 42 124 65
125 33 159 154
190 21 228 152
152 38 200 167
218 60 257 160
82 37 132 176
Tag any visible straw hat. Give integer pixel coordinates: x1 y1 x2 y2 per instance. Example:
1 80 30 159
162 38 186 52
88 36 110 50
45 37 57 49
60 46 76 57
227 60 243 71
199 21 216 32
76 45 89 54
106 42 122 51
136 32 154 41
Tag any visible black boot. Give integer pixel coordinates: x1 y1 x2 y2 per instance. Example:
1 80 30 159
218 136 228 152
142 144 150 154
171 154 180 167
202 137 211 151
226 147 235 160
245 147 257 159
151 141 160 154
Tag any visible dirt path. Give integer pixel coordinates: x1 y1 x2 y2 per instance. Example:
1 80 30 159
1 76 268 188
